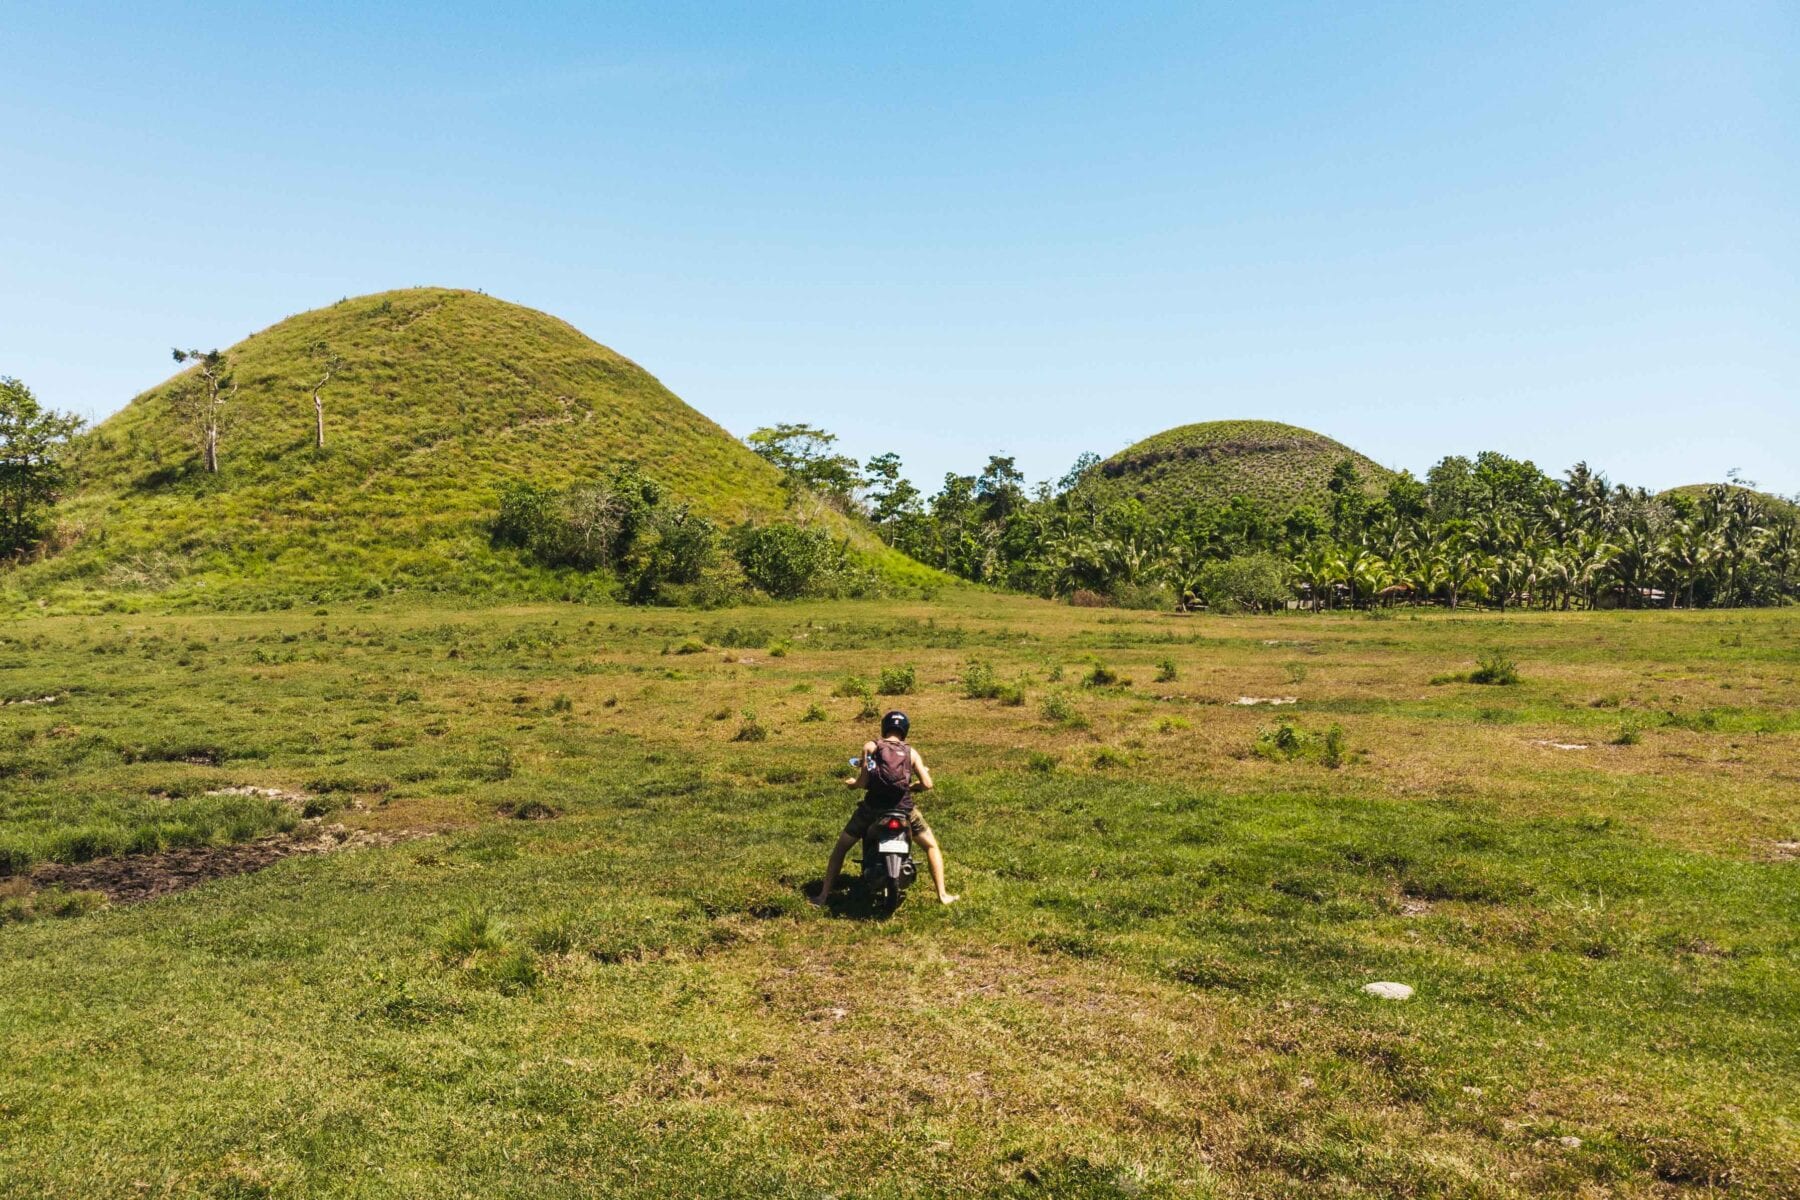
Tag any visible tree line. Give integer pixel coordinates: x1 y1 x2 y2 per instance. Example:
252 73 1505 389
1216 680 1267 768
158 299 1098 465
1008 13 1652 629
745 424 1800 611
5 360 1795 613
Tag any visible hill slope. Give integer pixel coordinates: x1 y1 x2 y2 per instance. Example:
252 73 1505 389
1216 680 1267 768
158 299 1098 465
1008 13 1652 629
1080 419 1392 518
15 288 930 607
1659 483 1800 522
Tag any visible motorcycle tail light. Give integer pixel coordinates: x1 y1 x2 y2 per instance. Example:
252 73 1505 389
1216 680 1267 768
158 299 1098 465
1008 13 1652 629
884 818 903 831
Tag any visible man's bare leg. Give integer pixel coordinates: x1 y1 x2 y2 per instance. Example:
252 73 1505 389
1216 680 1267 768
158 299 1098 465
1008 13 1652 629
918 831 959 905
811 832 856 907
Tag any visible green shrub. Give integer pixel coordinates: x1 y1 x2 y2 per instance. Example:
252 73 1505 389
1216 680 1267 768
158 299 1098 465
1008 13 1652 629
1113 582 1175 611
1322 725 1345 769
1196 553 1294 613
1612 718 1642 746
1082 662 1127 688
832 674 869 698
549 694 573 713
877 665 916 695
729 522 854 599
1255 718 1309 761
1092 748 1130 770
800 702 828 723
962 659 1002 700
1154 658 1178 683
673 639 709 655
732 711 769 742
1040 691 1086 727
1026 751 1059 773
1469 651 1521 686
1254 719 1349 768
997 680 1027 707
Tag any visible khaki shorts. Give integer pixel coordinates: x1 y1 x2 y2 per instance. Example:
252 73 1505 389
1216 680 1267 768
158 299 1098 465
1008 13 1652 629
843 802 933 843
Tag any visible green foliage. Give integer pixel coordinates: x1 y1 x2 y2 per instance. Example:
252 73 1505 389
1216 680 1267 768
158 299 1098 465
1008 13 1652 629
1469 652 1522 686
1154 658 1178 683
0 376 83 557
13 289 938 609
1040 691 1086 727
1082 662 1127 688
729 522 858 600
1253 718 1348 768
876 664 916 695
745 423 862 510
1196 553 1293 613
962 658 1002 700
731 711 768 742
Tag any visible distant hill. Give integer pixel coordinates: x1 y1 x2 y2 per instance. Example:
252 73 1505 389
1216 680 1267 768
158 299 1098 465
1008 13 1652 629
1658 484 1800 522
14 288 932 607
1079 419 1392 518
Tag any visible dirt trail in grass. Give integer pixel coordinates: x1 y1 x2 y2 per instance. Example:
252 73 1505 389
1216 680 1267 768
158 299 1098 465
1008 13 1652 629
27 824 428 905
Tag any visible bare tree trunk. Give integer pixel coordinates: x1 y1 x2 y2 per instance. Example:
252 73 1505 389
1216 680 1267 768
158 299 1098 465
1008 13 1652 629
204 424 218 473
315 392 325 449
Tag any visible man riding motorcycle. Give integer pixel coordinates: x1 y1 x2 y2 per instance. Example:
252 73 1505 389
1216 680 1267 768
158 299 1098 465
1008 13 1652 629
810 710 959 907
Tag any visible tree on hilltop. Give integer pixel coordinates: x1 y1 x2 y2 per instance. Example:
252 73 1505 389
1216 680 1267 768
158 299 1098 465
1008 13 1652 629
0 376 83 557
170 348 237 473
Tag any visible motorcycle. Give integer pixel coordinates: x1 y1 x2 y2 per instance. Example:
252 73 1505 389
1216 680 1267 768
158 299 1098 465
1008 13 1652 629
851 758 918 909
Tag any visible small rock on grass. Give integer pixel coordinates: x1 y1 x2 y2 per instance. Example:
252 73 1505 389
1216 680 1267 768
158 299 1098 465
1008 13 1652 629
1557 1136 1583 1150
1362 981 1414 1000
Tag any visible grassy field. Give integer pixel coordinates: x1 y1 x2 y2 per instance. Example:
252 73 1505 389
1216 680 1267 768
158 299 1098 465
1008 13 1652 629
2 594 1797 1197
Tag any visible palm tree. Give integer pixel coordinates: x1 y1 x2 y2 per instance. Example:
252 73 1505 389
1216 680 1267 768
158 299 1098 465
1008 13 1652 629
1285 543 1335 613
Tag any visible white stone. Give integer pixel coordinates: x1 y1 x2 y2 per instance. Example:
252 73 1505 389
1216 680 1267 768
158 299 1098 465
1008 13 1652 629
1362 981 1414 1000
1557 1136 1583 1150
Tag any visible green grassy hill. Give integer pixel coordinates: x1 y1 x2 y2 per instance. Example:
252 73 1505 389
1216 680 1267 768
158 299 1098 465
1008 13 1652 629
1659 483 1800 521
11 288 933 608
1081 419 1392 518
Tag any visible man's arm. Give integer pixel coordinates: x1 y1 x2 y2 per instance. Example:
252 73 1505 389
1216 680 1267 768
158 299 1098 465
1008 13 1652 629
844 741 876 787
910 747 933 791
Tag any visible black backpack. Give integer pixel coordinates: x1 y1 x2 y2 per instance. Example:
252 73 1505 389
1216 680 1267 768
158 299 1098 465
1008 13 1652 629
866 740 913 806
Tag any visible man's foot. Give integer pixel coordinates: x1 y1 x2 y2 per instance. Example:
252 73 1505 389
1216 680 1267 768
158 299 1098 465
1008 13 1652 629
808 891 830 908
938 893 960 906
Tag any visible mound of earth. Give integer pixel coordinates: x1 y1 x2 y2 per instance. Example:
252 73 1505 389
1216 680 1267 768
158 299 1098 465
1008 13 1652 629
26 824 426 905
1658 484 1799 522
17 288 930 606
1080 419 1392 518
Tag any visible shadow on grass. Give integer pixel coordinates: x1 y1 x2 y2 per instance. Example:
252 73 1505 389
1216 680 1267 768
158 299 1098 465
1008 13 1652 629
802 874 906 922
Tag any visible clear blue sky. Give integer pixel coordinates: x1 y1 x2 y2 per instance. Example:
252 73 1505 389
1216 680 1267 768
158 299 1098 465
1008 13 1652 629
3 2 1795 496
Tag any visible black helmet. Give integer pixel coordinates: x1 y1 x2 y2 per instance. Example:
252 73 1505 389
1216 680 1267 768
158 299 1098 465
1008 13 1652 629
881 710 910 739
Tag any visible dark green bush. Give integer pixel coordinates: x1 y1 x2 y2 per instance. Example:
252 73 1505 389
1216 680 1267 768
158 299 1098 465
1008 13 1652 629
729 522 854 599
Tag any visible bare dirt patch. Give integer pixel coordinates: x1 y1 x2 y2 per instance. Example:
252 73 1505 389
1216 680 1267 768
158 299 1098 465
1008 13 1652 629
26 824 429 906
